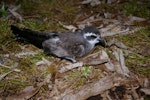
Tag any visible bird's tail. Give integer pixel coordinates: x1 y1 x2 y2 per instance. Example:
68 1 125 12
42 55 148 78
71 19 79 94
11 25 52 48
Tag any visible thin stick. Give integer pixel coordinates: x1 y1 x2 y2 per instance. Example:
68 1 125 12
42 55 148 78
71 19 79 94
0 63 21 72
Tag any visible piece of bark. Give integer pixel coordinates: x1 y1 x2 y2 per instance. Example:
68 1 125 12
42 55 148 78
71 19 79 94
81 50 109 65
58 62 83 73
140 88 150 95
112 48 130 76
107 38 129 49
55 73 127 100
104 62 115 71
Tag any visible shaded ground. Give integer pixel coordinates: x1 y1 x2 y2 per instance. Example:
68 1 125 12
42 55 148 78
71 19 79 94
0 0 150 99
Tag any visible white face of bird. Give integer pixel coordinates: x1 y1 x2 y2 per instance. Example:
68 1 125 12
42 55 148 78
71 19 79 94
83 32 101 46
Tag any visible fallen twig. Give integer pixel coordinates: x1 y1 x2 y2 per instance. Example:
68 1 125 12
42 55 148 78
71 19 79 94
59 22 77 32
8 6 23 22
0 70 13 81
0 63 21 72
0 63 20 81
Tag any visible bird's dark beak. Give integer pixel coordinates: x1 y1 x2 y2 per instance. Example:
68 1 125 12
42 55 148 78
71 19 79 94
98 38 106 47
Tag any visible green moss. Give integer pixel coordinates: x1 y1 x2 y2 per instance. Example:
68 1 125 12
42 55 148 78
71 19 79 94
126 54 150 76
118 27 150 49
0 20 11 41
0 20 22 54
21 0 79 24
0 78 29 96
118 27 150 76
121 0 150 18
20 0 52 16
21 18 61 32
1 0 149 97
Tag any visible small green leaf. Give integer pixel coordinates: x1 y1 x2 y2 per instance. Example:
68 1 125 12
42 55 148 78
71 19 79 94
82 67 90 77
0 2 7 18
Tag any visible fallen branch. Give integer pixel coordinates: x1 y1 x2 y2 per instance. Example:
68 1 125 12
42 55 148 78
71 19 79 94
8 9 22 22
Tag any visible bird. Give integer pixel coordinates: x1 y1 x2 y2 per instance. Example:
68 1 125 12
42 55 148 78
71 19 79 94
11 25 106 62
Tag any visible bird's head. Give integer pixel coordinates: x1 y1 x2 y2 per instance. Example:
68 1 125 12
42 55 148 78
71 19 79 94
82 26 106 47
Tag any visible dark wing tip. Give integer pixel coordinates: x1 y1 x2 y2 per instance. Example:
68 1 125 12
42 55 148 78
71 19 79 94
11 25 18 30
11 25 21 35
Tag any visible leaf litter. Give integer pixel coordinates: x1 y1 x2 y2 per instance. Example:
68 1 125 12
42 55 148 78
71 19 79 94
0 0 150 99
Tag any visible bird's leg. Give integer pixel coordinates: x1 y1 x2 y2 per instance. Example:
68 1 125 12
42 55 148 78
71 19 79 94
61 56 77 63
77 47 98 61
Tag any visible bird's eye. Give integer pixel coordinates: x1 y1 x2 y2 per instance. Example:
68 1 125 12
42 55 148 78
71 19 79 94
90 35 97 39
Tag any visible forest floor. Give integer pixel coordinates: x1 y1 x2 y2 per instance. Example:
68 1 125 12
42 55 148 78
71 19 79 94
0 0 150 100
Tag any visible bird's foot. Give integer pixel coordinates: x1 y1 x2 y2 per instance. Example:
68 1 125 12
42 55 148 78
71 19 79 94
61 56 77 63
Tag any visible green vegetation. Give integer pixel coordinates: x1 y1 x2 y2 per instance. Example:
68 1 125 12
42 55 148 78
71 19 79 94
121 0 150 18
0 20 11 41
0 2 7 18
118 27 150 76
20 0 79 26
0 0 149 97
82 67 90 77
0 0 80 96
